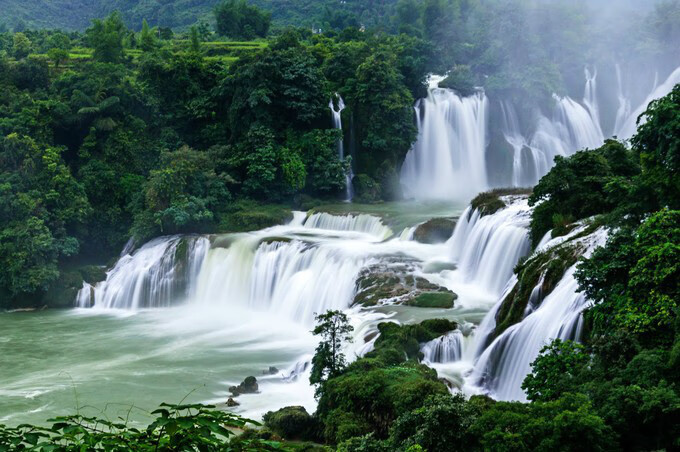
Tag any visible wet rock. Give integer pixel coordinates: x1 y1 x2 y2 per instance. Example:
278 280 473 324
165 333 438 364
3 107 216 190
229 376 259 396
353 261 457 308
412 217 456 244
263 366 279 375
226 397 240 407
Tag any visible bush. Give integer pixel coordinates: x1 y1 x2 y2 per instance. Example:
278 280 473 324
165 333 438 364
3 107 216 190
263 406 317 441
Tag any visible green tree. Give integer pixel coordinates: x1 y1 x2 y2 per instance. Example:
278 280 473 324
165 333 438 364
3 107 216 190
630 84 680 210
0 134 89 300
140 18 157 52
12 32 32 59
577 210 680 346
47 47 69 68
132 146 231 240
190 25 202 54
522 339 590 402
214 0 271 40
85 12 127 63
310 310 354 389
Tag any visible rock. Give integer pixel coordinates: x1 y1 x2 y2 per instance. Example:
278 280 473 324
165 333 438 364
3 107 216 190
353 261 457 309
412 217 456 244
263 406 315 440
226 397 240 407
263 366 279 375
406 291 457 308
229 376 259 396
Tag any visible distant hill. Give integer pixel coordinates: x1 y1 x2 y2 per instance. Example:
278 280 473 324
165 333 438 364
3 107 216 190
0 0 399 31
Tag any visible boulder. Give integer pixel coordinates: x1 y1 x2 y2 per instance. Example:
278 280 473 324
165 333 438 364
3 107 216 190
226 397 240 407
229 376 259 396
412 218 456 244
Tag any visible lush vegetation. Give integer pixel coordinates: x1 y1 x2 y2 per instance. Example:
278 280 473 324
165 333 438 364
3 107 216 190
258 79 680 451
0 402 285 450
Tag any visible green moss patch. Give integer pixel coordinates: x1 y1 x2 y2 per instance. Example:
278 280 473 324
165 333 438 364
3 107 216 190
407 292 456 308
470 188 532 218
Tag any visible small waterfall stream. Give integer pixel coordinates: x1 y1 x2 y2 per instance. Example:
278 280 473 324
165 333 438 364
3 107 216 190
330 94 354 201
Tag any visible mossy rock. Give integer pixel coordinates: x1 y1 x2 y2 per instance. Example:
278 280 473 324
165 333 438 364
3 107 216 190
407 291 457 308
492 242 584 340
263 406 316 441
43 270 84 308
412 218 456 244
470 188 532 218
261 236 293 245
218 202 293 233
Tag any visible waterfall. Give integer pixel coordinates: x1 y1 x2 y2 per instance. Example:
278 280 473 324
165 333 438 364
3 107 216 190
193 239 366 325
616 65 680 139
303 212 393 240
448 197 531 295
82 236 209 310
401 77 488 200
421 330 463 363
470 227 608 401
329 94 353 201
500 101 549 187
613 63 632 136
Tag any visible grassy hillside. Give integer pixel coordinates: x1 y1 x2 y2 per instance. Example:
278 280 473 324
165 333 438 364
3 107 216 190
0 0 400 31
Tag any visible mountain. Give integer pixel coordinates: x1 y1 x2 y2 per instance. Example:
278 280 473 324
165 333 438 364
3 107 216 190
0 0 399 31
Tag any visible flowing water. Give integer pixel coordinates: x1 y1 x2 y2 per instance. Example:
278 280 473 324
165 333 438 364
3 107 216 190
330 94 354 201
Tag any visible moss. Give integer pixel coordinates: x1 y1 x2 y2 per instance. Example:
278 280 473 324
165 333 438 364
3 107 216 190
412 217 456 244
263 406 317 441
352 174 381 204
470 188 532 218
407 292 456 308
493 243 583 339
218 201 292 232
368 319 457 363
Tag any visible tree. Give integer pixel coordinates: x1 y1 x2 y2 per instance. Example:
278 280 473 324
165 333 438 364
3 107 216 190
140 19 157 52
0 134 89 300
47 48 69 68
214 0 271 40
85 12 126 63
522 339 590 402
12 32 32 59
630 84 680 210
528 140 639 244
577 209 680 346
190 26 202 54
310 310 354 390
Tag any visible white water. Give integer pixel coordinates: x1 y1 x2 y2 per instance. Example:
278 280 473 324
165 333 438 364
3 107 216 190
80 236 209 310
616 65 680 139
330 94 354 201
401 76 488 200
303 212 393 240
422 329 463 363
448 197 531 296
470 226 608 401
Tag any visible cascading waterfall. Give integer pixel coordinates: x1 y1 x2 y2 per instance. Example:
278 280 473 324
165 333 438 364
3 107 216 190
470 227 608 401
193 239 367 325
613 63 632 136
401 76 488 200
616 65 680 139
499 101 549 187
303 212 393 240
77 236 209 310
421 330 463 363
447 197 531 296
329 94 354 201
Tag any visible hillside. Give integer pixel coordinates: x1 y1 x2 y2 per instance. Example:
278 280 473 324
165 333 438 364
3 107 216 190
0 0 400 31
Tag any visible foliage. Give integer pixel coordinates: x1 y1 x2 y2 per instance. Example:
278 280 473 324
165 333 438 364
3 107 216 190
263 406 317 441
528 139 639 245
132 146 231 240
577 209 680 346
522 339 590 402
85 12 127 63
0 134 89 299
310 310 354 390
0 402 286 450
215 0 271 40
